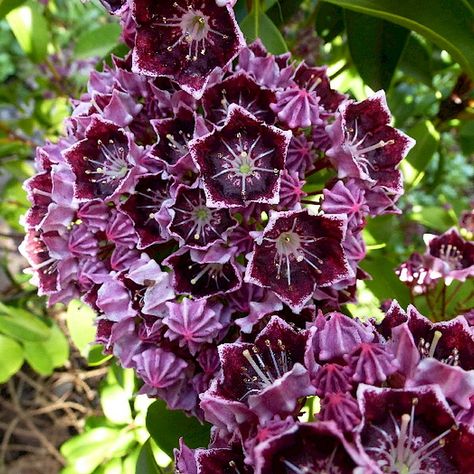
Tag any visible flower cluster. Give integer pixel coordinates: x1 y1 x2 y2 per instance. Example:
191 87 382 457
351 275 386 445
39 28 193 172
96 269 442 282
21 0 414 417
179 303 474 473
397 227 474 295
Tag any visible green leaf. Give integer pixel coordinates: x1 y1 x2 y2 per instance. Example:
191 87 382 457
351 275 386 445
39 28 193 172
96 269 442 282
0 304 50 342
6 1 49 63
136 439 162 474
74 23 122 59
321 0 474 78
0 0 26 19
240 7 288 54
360 254 410 306
100 384 133 425
88 345 113 367
0 334 23 383
408 205 456 232
60 427 121 474
66 300 97 357
401 120 440 187
316 2 345 42
345 10 409 90
146 400 211 458
23 322 69 375
398 34 432 86
459 121 474 155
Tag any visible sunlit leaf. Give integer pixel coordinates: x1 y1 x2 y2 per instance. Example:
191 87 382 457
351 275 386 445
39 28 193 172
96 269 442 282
0 334 23 383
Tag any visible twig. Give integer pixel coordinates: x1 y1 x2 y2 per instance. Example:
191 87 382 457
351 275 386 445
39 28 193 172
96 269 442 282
5 381 66 466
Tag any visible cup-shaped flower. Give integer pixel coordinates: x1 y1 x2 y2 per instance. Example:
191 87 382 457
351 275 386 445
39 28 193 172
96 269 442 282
131 0 245 98
245 210 352 312
355 384 474 473
190 105 291 208
326 91 415 193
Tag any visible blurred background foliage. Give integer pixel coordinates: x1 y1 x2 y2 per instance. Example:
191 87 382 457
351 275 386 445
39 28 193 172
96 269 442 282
0 0 472 472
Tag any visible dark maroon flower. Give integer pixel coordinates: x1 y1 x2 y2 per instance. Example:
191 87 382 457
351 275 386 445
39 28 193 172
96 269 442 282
202 71 276 126
253 421 366 473
190 105 291 208
396 251 444 295
326 91 415 193
460 208 474 233
246 210 352 312
164 248 242 299
356 385 474 473
293 63 346 113
168 185 237 248
131 0 245 98
120 173 172 248
151 109 203 176
426 227 474 283
201 316 313 429
64 116 146 201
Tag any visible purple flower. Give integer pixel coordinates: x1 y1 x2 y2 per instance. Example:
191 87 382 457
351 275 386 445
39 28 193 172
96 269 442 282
201 316 313 429
165 247 242 299
355 384 474 473
168 185 237 248
202 71 276 126
163 299 225 355
190 105 291 208
326 91 415 193
425 227 474 283
64 116 146 201
131 0 245 98
253 421 366 473
246 210 352 312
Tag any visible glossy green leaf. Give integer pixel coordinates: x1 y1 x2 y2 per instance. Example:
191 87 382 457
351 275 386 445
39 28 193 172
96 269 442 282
100 384 133 425
401 120 440 187
146 399 211 458
136 439 162 474
398 34 432 85
66 299 97 356
408 205 457 232
316 2 344 42
0 0 26 18
0 303 50 342
240 6 288 54
74 23 122 59
321 0 474 78
6 1 49 63
0 334 23 383
23 322 69 375
345 10 409 90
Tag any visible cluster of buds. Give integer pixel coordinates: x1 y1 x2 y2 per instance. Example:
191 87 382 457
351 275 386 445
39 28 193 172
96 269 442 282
178 303 474 473
21 0 418 424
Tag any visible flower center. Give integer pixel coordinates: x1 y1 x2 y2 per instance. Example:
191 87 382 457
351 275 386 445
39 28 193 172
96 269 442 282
211 133 278 199
134 186 167 223
438 243 463 270
240 339 290 399
264 219 323 286
365 399 454 473
158 2 228 61
280 447 341 474
84 139 129 186
418 331 460 366
344 120 394 176
190 262 228 287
